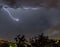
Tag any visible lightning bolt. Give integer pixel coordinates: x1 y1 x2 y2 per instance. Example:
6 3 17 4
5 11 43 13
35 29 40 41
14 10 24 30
2 7 19 22
2 7 40 22
23 7 40 10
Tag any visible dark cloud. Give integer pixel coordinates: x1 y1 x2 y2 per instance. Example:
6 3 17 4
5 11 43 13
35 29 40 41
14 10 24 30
0 0 60 8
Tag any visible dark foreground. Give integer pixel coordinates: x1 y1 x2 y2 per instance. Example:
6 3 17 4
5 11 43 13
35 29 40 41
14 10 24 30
0 33 60 47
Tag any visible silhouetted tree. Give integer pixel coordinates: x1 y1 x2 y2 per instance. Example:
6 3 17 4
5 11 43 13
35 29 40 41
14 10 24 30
14 34 26 47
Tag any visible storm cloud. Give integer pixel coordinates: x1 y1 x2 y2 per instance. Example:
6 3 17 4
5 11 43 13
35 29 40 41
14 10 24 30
0 0 60 8
0 0 60 42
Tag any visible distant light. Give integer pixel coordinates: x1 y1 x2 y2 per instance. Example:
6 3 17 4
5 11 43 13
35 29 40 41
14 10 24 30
55 40 59 44
10 45 12 47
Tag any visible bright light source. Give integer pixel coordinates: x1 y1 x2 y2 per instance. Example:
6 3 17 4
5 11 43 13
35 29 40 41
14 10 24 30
15 18 19 22
10 45 12 47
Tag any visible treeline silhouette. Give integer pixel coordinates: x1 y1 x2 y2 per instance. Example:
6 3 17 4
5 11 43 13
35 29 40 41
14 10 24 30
14 33 60 47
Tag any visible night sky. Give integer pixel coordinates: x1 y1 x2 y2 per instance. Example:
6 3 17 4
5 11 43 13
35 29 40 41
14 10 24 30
0 0 60 42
